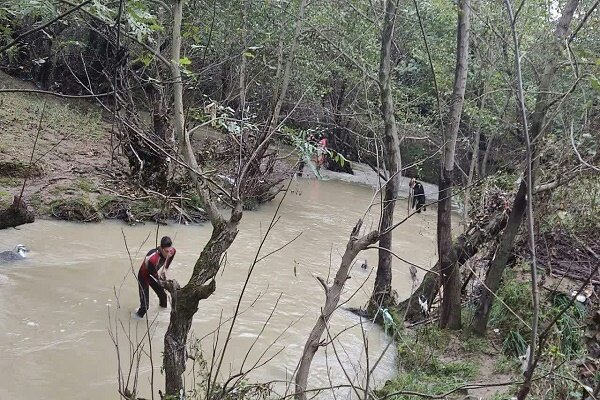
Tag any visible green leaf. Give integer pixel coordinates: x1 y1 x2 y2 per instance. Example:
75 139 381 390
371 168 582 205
590 76 600 92
179 57 192 66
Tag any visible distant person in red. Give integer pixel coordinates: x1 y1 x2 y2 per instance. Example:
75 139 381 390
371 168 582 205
316 135 328 170
136 236 176 318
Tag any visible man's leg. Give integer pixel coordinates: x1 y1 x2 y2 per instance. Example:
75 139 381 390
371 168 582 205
137 278 150 317
149 277 168 308
417 196 424 213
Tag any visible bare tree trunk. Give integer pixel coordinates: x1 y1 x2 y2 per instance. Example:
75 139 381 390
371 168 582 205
463 88 485 230
162 1 244 395
267 0 308 132
295 221 379 400
238 0 247 117
513 1 578 398
480 131 494 177
149 78 170 187
469 0 580 341
438 0 471 330
370 0 402 312
162 0 309 394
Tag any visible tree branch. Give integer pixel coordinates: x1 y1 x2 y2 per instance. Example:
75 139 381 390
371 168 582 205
0 0 94 54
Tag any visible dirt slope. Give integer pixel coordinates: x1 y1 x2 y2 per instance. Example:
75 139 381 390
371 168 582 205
0 71 124 219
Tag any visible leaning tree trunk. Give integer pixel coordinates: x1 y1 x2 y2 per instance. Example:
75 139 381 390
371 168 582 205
469 0 580 339
398 210 508 321
369 0 402 313
438 0 471 330
470 180 526 334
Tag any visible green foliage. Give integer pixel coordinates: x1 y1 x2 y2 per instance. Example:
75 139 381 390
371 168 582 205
75 178 97 193
489 268 587 362
502 330 528 358
546 293 586 359
460 334 488 353
397 326 450 370
379 326 478 400
0 189 11 208
0 177 20 187
488 269 534 357
49 197 102 222
539 175 600 236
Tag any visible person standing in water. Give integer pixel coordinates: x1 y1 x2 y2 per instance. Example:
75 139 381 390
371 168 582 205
136 236 176 318
316 134 328 170
409 178 426 213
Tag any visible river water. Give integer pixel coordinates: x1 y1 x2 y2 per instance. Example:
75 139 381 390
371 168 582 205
0 178 439 399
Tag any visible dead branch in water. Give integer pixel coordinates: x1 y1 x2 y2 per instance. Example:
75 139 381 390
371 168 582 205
294 219 379 400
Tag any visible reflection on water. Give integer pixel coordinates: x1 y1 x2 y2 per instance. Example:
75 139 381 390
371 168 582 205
0 178 439 399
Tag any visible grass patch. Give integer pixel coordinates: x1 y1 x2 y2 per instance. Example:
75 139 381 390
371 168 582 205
379 326 479 399
546 293 586 359
493 354 519 374
50 197 101 222
488 270 532 357
27 193 44 213
460 334 489 353
0 176 21 187
0 86 105 143
488 266 587 364
75 177 98 193
378 366 476 399
0 189 12 208
378 353 478 399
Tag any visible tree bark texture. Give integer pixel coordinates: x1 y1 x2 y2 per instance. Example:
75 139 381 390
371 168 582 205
371 0 402 312
481 131 494 177
162 0 244 395
295 221 379 400
438 0 471 330
438 170 462 329
163 219 241 395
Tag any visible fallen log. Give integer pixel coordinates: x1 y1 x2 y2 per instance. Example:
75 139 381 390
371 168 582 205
397 210 508 321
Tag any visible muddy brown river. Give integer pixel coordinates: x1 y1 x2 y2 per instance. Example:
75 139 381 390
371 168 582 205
0 178 440 399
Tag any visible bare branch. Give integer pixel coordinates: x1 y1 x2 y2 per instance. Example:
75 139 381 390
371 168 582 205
0 0 93 54
0 88 114 98
570 120 600 172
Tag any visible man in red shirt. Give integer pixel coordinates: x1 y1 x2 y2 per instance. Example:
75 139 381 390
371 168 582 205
136 236 176 318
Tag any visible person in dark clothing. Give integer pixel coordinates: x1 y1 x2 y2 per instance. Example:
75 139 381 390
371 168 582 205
297 159 306 176
409 178 426 213
136 236 176 318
